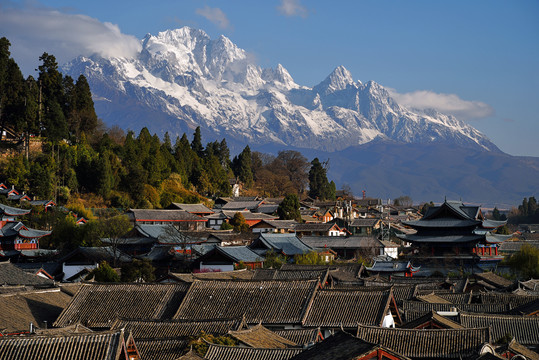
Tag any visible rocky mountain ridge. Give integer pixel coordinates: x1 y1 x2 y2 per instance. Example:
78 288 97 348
63 27 499 153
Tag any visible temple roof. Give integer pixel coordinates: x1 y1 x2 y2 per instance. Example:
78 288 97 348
0 203 31 217
397 234 484 244
403 218 481 228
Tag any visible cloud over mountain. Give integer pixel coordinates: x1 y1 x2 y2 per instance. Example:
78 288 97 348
387 89 494 120
0 2 141 75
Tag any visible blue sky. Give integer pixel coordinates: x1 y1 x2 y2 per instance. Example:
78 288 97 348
1 0 538 156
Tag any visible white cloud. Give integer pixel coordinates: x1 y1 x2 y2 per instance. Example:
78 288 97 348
388 89 494 120
277 0 308 18
0 3 141 75
196 6 230 29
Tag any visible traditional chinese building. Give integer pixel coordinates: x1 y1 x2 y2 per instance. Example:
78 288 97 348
397 200 508 271
0 204 51 255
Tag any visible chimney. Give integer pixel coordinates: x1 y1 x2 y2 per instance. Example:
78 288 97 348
29 322 34 333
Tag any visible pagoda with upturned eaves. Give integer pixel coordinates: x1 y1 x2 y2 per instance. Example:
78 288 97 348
398 200 509 271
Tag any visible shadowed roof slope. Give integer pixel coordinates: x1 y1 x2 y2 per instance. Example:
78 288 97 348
0 329 134 360
302 288 394 327
111 318 241 339
458 311 539 347
173 280 318 325
0 261 54 287
54 283 191 328
356 324 491 359
0 288 72 333
288 331 411 360
204 344 303 360
228 324 297 348
273 328 323 346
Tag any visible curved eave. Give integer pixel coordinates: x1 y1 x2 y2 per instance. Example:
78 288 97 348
402 219 481 228
19 229 52 238
397 234 484 244
481 219 507 229
484 233 512 244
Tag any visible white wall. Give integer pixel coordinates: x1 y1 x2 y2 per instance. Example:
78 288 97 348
200 262 234 272
63 263 97 280
381 309 395 328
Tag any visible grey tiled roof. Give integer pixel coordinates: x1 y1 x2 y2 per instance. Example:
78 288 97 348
59 246 133 264
288 331 411 360
111 318 240 339
54 283 191 328
0 261 54 286
356 324 491 359
221 210 278 221
214 245 265 263
222 201 264 211
204 344 303 360
134 338 189 360
129 209 206 222
173 280 319 325
228 324 298 348
253 233 312 256
252 268 329 282
398 234 483 244
401 301 510 323
459 311 539 346
300 236 382 249
349 218 380 227
0 329 130 360
302 288 393 328
0 203 31 216
400 311 464 329
294 223 335 232
169 203 214 214
273 328 322 346
473 271 514 289
135 224 187 244
0 288 72 333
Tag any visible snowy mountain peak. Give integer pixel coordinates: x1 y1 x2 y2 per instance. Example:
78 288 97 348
63 27 500 153
314 65 356 95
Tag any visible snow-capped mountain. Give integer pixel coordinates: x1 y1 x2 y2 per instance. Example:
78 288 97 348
63 27 499 153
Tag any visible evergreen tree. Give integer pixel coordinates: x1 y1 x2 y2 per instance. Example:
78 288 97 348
38 53 68 141
191 126 204 157
421 201 435 215
232 145 253 188
528 196 537 215
121 259 156 282
0 38 28 136
162 132 172 153
492 207 501 220
91 261 120 282
74 75 98 137
218 139 231 170
94 152 114 197
519 198 529 216
277 194 301 221
308 158 332 200
230 212 249 233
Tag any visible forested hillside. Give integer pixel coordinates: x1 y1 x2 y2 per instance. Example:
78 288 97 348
0 38 335 208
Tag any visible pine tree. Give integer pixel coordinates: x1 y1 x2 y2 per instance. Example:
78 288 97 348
232 145 253 188
38 53 68 141
74 75 98 138
277 194 301 221
191 126 204 157
308 158 332 200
